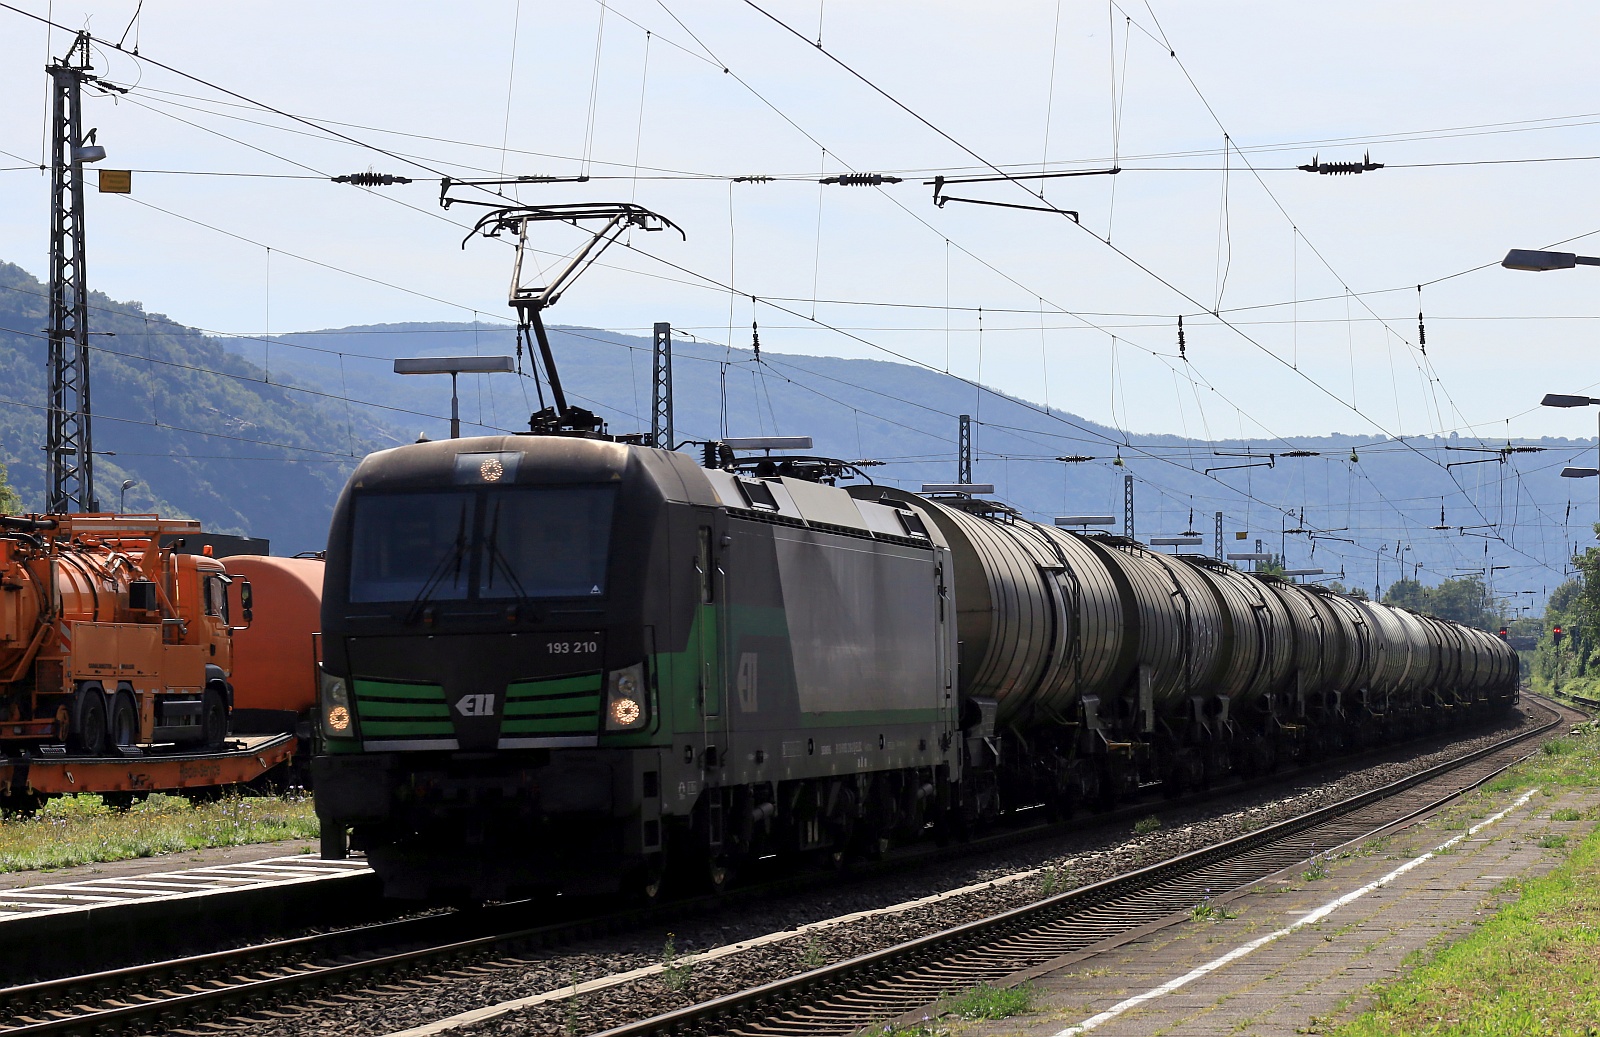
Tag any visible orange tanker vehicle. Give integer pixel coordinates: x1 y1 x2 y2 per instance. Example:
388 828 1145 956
221 553 325 777
0 514 300 805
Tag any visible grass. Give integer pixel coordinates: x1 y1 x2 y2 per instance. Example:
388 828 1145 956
1329 820 1600 1036
943 983 1035 1020
1133 815 1162 836
1328 722 1600 1036
0 792 318 873
660 933 694 994
1192 896 1236 922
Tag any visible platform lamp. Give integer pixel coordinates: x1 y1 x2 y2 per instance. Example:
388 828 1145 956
1542 393 1600 537
394 356 517 439
119 478 136 514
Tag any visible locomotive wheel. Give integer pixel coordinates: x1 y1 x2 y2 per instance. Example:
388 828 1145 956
200 688 228 749
638 855 668 905
109 693 139 752
69 688 108 757
707 858 735 894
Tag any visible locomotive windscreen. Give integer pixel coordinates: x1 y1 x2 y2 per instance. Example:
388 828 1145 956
347 486 616 603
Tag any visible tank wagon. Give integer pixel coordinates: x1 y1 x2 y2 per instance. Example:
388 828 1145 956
312 436 1518 900
221 554 324 740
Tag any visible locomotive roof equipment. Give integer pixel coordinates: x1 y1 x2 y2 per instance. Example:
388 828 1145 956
440 186 685 438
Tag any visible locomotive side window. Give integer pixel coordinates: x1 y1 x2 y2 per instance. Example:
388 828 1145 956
697 527 713 604
349 492 475 603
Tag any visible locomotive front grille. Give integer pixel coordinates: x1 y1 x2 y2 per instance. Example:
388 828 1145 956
498 672 602 748
353 678 459 751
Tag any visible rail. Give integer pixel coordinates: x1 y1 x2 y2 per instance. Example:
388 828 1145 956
591 705 1564 1037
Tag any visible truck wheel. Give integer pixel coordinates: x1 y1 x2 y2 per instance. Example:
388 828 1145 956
110 693 139 752
201 687 228 750
69 688 107 756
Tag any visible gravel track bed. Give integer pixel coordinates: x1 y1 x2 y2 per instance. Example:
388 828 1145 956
223 703 1553 1037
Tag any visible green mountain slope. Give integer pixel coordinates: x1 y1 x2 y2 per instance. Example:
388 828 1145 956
0 261 393 552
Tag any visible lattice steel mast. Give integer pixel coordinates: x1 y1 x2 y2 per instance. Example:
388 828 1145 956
45 33 100 513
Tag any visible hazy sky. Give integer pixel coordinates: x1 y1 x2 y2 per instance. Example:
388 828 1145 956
5 1 1600 452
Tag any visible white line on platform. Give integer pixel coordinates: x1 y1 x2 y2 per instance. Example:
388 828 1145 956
1050 787 1541 1036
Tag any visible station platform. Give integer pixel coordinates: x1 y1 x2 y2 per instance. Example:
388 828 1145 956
0 849 374 981
952 781 1595 1037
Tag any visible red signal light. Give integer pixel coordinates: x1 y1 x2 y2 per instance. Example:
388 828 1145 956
1553 625 1565 645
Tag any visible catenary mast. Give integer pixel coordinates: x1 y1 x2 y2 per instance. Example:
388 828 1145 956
45 32 101 513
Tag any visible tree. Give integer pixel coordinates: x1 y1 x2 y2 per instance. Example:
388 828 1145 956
1383 578 1428 613
1325 580 1369 600
1257 555 1286 577
0 462 19 514
1381 575 1504 631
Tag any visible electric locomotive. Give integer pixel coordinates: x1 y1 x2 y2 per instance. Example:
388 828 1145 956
313 436 958 899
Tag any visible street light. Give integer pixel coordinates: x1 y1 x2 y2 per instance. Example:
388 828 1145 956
394 356 516 439
119 479 136 513
1543 393 1600 537
1503 249 1600 272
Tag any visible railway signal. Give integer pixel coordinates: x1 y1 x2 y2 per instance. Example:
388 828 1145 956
1553 625 1565 645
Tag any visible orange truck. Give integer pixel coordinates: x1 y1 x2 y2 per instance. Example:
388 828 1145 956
0 513 250 755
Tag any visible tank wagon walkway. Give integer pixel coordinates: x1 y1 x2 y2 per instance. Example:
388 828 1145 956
951 782 1598 1037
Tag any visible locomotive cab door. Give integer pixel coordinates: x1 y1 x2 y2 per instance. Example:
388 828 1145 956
691 520 728 766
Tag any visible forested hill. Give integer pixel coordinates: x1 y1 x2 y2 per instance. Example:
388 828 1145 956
0 258 1590 581
0 261 392 552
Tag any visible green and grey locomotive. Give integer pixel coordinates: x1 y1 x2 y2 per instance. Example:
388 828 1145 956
312 434 1519 901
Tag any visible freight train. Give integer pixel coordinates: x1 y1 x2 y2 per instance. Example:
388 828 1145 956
312 435 1519 900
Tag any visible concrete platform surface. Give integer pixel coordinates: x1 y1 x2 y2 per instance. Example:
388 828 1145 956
0 838 323 890
951 781 1596 1037
0 851 369 919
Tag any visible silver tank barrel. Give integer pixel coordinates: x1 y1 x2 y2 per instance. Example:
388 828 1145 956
1248 575 1341 707
1084 537 1221 713
857 489 1132 726
1176 556 1293 709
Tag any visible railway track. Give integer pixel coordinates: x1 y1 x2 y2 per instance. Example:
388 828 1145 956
0 707 1559 1036
595 701 1571 1037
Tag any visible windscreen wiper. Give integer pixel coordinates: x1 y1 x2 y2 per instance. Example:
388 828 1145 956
480 499 528 601
404 506 472 623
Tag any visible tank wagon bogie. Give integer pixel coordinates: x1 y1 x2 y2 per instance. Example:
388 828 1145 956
313 435 1520 902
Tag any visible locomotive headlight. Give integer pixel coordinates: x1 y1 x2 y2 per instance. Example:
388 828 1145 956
609 697 642 726
605 664 648 731
319 670 356 740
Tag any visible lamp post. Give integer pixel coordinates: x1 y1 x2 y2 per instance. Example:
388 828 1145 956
1503 249 1600 271
394 356 516 439
1542 393 1600 538
119 478 135 514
